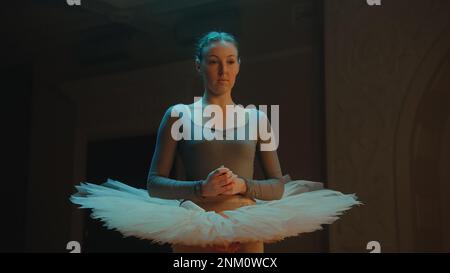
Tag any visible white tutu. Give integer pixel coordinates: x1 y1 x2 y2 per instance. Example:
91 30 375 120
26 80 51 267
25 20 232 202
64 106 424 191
70 179 360 247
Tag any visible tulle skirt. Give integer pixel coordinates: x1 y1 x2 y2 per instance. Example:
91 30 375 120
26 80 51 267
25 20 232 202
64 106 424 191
70 179 360 247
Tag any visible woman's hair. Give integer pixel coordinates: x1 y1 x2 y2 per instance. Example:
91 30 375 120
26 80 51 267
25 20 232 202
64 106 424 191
194 31 240 63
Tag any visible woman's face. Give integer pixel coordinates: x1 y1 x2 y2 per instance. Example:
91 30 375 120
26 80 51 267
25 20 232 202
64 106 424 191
197 41 240 96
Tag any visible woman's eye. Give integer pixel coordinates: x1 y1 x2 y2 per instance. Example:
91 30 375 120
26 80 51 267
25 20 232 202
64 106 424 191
207 60 235 65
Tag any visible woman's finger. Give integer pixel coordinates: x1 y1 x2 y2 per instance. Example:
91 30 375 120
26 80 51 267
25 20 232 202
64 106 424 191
220 177 233 186
225 170 233 178
218 184 234 195
212 167 229 177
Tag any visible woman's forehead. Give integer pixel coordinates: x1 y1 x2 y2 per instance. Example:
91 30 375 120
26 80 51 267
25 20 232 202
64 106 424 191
204 41 238 57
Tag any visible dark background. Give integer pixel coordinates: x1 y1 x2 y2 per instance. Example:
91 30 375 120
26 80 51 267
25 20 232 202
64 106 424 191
2 0 449 252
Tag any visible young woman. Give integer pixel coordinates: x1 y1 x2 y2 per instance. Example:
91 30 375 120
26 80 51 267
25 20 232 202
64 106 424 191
71 31 360 253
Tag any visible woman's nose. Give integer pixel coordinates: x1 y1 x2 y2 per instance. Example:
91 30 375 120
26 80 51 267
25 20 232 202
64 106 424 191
219 62 228 74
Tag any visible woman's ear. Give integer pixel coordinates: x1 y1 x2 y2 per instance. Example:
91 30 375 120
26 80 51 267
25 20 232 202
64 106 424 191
195 59 201 74
236 57 241 74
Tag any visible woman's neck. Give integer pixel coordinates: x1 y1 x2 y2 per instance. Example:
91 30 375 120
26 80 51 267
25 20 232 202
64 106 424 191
198 90 247 130
201 91 235 110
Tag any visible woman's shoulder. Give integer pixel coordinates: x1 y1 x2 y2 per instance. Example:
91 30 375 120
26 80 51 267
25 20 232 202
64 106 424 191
163 103 193 118
244 107 269 121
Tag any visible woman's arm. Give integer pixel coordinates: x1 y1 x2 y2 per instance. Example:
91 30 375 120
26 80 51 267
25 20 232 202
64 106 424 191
241 110 290 200
240 147 290 201
147 105 204 200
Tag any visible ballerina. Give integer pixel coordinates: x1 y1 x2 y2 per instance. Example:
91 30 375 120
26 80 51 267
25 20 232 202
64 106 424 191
70 31 361 253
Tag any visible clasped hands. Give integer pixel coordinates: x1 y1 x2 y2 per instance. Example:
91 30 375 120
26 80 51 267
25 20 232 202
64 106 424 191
200 165 247 197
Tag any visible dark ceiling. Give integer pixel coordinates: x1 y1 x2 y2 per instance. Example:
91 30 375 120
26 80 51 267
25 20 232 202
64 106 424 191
2 0 318 72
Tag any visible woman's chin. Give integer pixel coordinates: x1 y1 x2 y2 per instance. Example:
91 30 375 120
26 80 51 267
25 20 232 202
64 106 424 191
210 86 231 95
